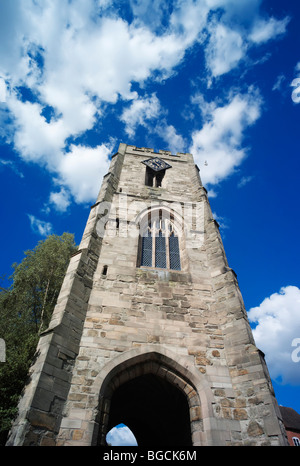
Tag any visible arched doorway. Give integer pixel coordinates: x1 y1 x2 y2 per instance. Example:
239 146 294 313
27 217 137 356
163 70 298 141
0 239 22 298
95 351 202 446
107 373 192 446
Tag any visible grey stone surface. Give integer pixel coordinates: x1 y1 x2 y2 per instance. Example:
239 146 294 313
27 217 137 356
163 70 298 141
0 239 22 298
7 143 288 446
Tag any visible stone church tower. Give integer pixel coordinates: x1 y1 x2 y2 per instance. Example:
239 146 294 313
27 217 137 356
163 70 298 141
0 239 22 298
7 143 287 446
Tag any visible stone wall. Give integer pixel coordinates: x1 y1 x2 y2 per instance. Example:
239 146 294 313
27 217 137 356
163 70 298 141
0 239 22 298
7 143 288 446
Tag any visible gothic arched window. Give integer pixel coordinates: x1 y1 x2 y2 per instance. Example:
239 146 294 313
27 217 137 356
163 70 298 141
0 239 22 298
139 212 181 271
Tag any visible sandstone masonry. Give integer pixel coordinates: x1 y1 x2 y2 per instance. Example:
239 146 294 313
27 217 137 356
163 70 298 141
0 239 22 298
7 143 288 446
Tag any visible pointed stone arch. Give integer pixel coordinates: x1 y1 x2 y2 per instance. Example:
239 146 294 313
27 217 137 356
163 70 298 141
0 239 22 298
90 346 214 446
135 203 186 237
135 204 189 272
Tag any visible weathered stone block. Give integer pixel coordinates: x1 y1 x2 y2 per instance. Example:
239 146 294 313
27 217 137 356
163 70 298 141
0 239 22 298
247 420 264 437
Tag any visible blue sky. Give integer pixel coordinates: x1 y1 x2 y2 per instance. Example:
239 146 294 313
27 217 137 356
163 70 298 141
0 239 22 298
1 0 300 444
107 423 138 446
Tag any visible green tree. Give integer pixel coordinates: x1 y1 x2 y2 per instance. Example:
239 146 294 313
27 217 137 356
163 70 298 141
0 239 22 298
0 233 77 444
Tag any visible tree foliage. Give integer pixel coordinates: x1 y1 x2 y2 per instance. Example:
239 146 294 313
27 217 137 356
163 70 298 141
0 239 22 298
0 233 77 444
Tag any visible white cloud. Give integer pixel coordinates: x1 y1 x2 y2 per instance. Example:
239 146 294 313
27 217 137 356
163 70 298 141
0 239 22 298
0 0 290 209
0 158 24 178
0 1 33 83
205 22 246 78
206 0 261 20
204 4 289 79
272 74 286 92
129 0 171 32
8 96 67 169
120 94 161 137
56 144 111 204
237 175 254 188
212 212 228 230
190 88 262 186
120 93 186 153
0 1 207 209
248 286 300 385
207 189 217 198
49 188 71 213
6 91 112 205
190 93 218 118
249 16 290 44
28 214 53 237
0 78 6 102
170 0 209 44
154 121 186 154
106 425 138 446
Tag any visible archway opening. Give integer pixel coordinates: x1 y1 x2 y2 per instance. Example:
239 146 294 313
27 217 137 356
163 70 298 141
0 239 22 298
106 423 138 446
106 373 192 446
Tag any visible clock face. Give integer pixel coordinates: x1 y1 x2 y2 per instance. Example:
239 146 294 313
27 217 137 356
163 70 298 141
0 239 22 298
142 157 172 172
